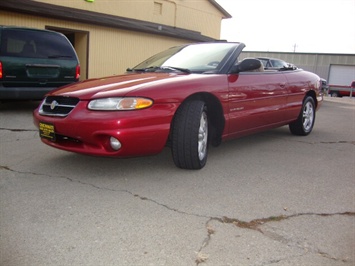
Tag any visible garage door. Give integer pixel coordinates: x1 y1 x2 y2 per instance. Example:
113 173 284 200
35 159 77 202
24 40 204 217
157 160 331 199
328 65 355 86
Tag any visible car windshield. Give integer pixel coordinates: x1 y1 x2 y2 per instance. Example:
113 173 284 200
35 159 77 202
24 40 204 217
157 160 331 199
131 43 239 73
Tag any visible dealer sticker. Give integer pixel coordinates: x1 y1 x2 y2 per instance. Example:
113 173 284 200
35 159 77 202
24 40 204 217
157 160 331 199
39 122 56 141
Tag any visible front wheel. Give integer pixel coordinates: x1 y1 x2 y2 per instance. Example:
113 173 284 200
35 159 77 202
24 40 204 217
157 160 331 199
171 100 209 169
289 96 315 136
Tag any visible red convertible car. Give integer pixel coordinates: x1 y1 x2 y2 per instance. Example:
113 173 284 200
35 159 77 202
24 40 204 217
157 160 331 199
33 42 322 169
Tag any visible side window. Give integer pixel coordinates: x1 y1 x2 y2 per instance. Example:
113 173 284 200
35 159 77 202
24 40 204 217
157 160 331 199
0 36 25 55
271 59 283 68
258 59 267 67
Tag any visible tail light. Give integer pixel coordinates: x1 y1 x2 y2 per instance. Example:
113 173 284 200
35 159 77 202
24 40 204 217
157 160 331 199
0 61 3 79
75 64 80 80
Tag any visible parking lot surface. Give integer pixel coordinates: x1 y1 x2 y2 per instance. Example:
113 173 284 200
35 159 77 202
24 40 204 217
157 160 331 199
0 97 354 266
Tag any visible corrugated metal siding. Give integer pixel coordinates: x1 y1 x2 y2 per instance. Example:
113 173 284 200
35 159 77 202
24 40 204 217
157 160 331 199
175 1 223 37
152 0 176 26
88 25 188 77
177 5 221 38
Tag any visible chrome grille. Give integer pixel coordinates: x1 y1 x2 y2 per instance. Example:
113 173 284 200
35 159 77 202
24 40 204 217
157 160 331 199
39 96 80 117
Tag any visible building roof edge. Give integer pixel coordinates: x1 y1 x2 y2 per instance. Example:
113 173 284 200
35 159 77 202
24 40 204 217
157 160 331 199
208 0 232 19
0 0 216 42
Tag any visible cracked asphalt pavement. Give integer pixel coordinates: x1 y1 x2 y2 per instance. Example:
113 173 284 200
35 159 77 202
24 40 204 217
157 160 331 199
0 97 354 266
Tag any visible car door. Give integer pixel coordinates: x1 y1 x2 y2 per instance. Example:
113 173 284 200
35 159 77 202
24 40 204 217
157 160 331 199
227 71 288 137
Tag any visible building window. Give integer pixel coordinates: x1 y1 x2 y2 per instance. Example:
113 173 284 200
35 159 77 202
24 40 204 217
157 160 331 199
154 2 162 15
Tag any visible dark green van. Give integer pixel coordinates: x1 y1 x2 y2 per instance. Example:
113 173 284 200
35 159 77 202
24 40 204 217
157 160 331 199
0 26 80 100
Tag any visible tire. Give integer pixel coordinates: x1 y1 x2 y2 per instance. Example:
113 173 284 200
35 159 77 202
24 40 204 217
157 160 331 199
171 100 209 169
289 96 315 136
330 92 339 97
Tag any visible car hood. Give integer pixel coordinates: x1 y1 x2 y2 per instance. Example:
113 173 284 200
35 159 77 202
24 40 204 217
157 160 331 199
49 73 192 99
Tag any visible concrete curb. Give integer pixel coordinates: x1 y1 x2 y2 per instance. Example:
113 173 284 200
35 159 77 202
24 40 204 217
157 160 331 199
323 96 355 105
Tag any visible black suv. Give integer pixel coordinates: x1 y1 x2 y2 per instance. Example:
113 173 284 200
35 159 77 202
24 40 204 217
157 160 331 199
0 26 80 100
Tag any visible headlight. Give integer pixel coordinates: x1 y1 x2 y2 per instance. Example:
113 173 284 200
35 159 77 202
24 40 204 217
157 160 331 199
88 97 153 110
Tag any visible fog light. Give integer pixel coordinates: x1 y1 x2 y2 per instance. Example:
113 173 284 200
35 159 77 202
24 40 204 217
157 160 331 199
110 137 121 151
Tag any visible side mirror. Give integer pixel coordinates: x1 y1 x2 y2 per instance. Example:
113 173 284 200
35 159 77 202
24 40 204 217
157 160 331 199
231 58 262 73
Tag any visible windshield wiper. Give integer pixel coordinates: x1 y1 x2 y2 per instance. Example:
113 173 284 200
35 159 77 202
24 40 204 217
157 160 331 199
126 66 157 72
160 66 191 73
126 66 191 74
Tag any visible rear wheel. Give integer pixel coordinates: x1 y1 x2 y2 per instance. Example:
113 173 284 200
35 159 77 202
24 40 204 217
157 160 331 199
171 100 208 169
289 96 315 136
330 91 339 97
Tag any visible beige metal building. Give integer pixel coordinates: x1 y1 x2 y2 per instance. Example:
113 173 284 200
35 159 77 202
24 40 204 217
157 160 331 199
0 0 231 80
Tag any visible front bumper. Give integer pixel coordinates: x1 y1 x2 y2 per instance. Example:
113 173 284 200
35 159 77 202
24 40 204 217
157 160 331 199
33 101 178 157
